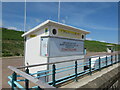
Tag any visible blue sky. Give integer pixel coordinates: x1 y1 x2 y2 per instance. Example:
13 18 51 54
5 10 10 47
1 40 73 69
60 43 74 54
2 2 118 44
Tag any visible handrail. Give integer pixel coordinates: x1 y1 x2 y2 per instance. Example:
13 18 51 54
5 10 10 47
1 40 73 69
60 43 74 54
8 53 119 89
17 53 118 69
8 66 55 89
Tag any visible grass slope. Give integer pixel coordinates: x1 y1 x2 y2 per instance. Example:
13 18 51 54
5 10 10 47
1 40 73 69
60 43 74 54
85 40 119 52
1 28 119 57
2 28 24 56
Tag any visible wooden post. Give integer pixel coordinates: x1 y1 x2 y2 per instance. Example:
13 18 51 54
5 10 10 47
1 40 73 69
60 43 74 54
25 67 29 89
12 72 17 90
52 64 56 86
89 58 92 75
75 61 78 82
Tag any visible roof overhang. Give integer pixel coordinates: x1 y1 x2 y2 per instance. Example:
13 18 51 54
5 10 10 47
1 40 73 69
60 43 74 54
22 20 90 37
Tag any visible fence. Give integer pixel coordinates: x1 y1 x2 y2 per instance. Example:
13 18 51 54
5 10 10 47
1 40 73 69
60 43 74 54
8 53 120 89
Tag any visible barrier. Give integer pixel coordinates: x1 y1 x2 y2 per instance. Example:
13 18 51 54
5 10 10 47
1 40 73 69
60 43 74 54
8 53 120 89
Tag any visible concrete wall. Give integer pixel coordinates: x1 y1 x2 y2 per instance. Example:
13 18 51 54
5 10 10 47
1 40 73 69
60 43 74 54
60 63 120 89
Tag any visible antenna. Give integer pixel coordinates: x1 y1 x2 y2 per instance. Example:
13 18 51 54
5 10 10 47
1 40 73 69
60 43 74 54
58 0 61 22
24 0 28 66
24 0 26 33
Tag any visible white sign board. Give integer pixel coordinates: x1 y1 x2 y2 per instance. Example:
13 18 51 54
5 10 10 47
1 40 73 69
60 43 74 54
41 38 48 56
41 37 84 57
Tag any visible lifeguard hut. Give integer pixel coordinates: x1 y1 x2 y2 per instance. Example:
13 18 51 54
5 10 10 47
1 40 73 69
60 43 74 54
22 20 90 82
106 45 114 53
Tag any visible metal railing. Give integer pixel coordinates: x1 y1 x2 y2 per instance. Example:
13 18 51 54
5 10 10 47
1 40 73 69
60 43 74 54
8 53 120 89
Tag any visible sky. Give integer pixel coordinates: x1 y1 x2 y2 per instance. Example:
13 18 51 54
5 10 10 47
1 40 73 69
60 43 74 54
2 2 118 44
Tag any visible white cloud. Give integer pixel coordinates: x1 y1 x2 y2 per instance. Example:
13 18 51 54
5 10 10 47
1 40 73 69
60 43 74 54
86 38 92 40
68 3 117 31
7 27 18 30
86 38 107 43
100 40 106 43
83 23 118 31
7 26 22 31
35 18 41 23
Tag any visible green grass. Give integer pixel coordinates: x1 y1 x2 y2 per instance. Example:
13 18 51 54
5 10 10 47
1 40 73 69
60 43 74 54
2 27 24 40
1 28 24 57
84 40 119 52
1 27 120 57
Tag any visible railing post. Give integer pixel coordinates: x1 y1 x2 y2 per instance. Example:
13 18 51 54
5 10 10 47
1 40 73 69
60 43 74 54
75 61 78 82
99 57 101 71
111 55 113 65
52 64 56 86
25 67 29 89
89 58 92 75
37 86 43 90
118 54 120 62
12 72 17 90
106 56 107 66
115 54 117 64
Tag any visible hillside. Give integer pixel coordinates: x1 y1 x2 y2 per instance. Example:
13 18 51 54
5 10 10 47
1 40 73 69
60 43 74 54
85 40 119 52
1 28 120 57
2 28 24 56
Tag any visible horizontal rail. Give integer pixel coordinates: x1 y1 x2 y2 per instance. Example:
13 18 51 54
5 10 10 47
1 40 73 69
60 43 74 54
8 76 24 88
17 53 118 69
8 66 55 89
8 53 119 89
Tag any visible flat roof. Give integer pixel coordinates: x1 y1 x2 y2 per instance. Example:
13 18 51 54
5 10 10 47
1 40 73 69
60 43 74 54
22 20 90 37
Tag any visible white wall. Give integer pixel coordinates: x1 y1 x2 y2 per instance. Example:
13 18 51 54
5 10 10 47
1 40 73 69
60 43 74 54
25 27 49 73
107 48 111 53
25 25 85 80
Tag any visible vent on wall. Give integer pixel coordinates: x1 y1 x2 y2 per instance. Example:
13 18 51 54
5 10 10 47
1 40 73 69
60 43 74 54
52 29 57 35
82 34 85 40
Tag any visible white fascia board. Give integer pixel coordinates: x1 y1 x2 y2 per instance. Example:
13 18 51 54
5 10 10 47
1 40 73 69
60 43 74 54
22 20 90 37
21 20 50 37
49 20 90 34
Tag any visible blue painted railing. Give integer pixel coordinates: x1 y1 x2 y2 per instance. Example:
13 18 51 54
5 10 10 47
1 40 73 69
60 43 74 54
8 53 120 89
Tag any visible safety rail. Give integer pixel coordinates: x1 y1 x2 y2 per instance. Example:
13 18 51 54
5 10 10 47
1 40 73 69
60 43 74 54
8 53 120 89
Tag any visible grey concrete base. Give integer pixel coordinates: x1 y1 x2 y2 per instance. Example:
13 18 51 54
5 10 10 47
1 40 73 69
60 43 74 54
60 63 120 89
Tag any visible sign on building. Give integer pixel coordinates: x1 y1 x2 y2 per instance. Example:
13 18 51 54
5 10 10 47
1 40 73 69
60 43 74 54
41 37 84 57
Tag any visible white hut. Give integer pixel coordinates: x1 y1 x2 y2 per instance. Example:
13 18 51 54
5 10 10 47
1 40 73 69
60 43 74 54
22 20 90 82
106 45 114 53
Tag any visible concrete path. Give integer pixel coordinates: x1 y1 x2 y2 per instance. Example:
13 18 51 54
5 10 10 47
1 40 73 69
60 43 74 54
1 56 24 88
